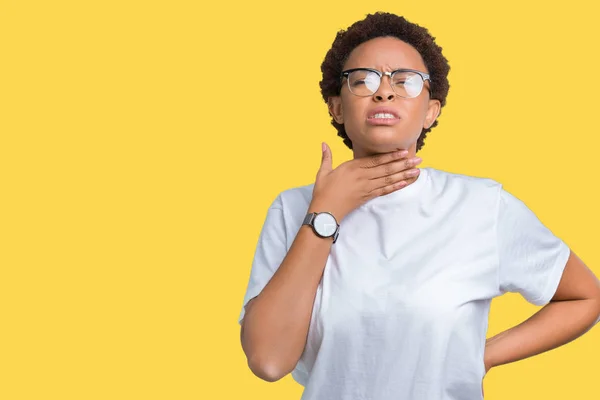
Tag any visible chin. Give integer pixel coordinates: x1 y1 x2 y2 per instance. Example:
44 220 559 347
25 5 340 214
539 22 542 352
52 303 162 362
359 142 411 156
366 136 415 152
347 127 418 153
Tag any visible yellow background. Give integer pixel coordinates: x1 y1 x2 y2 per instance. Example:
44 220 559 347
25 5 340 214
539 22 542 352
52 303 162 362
1 0 598 399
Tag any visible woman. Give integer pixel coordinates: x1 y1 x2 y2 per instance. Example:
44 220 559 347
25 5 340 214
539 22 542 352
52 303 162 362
237 12 600 400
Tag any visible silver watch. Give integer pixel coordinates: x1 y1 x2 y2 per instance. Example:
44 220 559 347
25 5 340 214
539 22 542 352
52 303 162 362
302 212 340 243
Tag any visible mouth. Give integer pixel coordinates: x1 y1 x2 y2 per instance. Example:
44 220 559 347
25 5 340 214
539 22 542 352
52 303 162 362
367 113 401 126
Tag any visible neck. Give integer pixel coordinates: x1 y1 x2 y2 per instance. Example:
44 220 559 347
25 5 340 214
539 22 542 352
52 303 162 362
352 143 421 186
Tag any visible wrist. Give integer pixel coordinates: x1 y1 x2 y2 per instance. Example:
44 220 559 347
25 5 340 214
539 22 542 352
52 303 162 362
484 358 493 374
308 201 344 222
483 343 498 373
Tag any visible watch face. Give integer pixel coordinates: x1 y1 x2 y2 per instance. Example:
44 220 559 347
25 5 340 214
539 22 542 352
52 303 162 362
314 213 337 237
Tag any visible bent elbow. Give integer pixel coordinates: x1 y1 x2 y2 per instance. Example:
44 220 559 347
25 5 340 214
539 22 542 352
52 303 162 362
247 357 288 382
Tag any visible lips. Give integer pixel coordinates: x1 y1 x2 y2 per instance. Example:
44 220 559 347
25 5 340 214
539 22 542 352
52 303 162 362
367 107 400 119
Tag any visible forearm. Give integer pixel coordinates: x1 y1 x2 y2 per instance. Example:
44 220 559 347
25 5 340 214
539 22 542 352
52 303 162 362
485 298 600 370
241 207 335 381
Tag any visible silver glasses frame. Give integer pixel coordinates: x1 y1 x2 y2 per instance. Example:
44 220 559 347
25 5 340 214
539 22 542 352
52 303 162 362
340 68 431 98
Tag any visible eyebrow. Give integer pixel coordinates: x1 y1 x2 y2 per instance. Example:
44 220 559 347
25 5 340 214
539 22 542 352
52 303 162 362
351 67 416 72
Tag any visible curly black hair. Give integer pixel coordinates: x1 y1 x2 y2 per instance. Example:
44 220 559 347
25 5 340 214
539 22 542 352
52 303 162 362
319 12 450 153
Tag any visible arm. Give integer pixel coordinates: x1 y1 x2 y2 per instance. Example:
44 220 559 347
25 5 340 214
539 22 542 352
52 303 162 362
240 201 338 382
484 250 600 372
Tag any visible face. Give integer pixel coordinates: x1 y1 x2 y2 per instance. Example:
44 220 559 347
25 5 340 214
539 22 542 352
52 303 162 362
328 36 441 158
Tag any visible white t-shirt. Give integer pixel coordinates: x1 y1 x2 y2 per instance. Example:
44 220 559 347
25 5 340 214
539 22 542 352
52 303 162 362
238 167 571 400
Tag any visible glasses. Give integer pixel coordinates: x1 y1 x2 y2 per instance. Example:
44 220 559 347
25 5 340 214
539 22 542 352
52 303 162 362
340 68 431 98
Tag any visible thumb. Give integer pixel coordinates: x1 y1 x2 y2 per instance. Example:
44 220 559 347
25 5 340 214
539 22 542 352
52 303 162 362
318 142 332 175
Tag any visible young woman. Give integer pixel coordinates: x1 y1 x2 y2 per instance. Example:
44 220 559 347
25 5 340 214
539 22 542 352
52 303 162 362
238 12 600 400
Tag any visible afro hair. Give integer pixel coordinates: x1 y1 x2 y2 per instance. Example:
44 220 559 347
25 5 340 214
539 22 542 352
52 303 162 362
319 12 450 152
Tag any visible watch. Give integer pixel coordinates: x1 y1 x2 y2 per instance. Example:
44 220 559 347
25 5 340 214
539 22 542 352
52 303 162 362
302 212 340 243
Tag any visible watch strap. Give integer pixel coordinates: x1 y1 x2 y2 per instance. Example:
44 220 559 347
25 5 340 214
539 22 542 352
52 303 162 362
302 212 316 226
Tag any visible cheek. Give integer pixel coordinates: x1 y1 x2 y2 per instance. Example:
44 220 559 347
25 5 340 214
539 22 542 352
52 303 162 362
408 100 429 119
340 100 364 128
405 101 430 129
341 98 360 118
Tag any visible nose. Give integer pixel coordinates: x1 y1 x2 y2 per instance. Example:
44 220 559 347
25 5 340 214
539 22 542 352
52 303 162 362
373 75 395 101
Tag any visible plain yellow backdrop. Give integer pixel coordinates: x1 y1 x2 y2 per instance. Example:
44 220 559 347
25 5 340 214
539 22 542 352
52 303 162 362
1 0 599 399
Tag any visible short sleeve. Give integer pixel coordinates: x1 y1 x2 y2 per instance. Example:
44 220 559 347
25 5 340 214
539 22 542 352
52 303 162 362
496 186 571 306
238 195 289 324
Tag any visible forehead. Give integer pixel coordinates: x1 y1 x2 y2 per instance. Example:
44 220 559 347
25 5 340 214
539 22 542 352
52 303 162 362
343 36 427 72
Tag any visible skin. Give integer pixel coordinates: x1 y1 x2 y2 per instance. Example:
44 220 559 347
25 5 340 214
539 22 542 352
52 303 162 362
328 36 600 396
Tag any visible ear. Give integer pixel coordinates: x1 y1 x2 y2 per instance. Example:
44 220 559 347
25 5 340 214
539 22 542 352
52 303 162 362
423 98 441 129
328 96 344 124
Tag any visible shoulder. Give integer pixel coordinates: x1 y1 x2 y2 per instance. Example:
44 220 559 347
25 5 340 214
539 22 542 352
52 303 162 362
426 167 500 190
268 182 315 219
425 167 504 207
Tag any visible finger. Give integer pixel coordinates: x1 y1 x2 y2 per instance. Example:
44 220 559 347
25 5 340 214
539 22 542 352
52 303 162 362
360 149 409 169
367 156 422 180
317 142 333 176
365 179 409 200
369 168 420 192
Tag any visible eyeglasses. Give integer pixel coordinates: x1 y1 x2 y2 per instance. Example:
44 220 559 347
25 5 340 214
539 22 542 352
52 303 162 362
340 68 431 98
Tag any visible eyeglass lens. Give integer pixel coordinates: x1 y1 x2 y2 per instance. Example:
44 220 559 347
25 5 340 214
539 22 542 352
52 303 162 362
347 70 424 98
